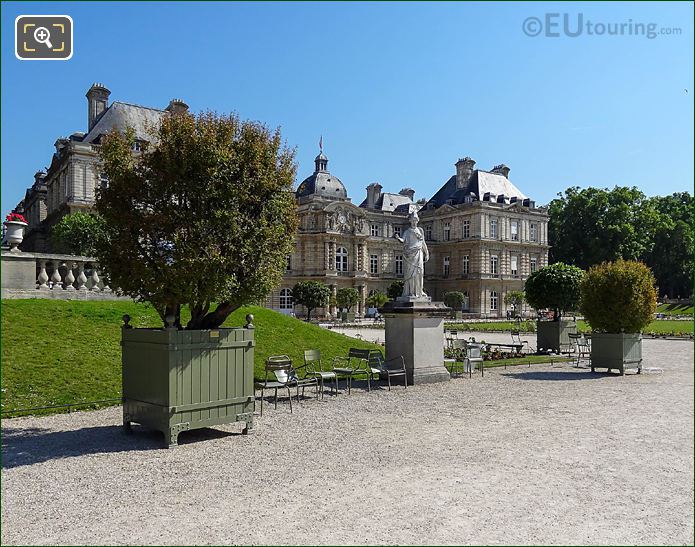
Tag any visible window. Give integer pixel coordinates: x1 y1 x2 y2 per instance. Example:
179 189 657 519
133 141 142 152
462 220 470 238
511 220 519 241
490 218 498 239
462 291 470 310
511 255 518 276
530 223 538 242
443 222 451 241
462 255 470 274
490 255 498 275
394 226 401 237
443 256 450 277
490 290 498 311
370 224 380 237
336 247 348 272
286 255 292 272
279 288 293 309
370 254 379 275
395 254 403 275
99 173 109 189
425 225 432 240
530 257 538 273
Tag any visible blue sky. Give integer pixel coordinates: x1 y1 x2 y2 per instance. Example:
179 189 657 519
2 1 693 217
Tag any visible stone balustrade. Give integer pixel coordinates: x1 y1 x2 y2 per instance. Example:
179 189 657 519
1 249 127 300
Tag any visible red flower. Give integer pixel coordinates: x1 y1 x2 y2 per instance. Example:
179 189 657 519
5 212 28 224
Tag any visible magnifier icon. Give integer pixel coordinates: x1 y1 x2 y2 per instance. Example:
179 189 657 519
33 26 53 49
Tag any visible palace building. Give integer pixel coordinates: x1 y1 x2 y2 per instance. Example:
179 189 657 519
15 83 549 317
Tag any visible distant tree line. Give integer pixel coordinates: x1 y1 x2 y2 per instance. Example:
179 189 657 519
548 187 692 298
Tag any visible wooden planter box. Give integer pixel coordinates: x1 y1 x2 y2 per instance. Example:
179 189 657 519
122 325 255 447
451 311 463 320
590 333 642 375
341 312 356 323
536 319 577 353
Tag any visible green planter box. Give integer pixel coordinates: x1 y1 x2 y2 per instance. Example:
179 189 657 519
122 325 255 447
451 311 463 320
341 312 355 323
536 319 577 353
590 333 642 375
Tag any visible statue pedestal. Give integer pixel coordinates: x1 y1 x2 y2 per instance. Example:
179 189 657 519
381 298 451 385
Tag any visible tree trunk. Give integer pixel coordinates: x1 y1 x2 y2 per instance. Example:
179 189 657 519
188 301 239 329
306 308 312 321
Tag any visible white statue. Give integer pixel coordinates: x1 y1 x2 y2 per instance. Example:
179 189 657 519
395 211 429 298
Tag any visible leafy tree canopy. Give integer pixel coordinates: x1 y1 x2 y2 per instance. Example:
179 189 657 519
366 290 389 309
51 212 108 257
504 290 525 309
292 281 330 321
524 262 584 320
387 280 404 300
580 260 657 333
96 111 298 329
335 287 359 312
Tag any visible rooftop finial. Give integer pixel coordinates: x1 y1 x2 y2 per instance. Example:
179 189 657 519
319 135 323 153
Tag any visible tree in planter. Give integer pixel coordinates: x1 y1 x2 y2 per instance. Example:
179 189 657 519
444 291 466 311
387 280 404 300
292 281 331 321
52 212 109 257
504 290 525 316
580 260 657 374
335 287 359 313
366 290 389 309
96 112 298 329
524 263 583 320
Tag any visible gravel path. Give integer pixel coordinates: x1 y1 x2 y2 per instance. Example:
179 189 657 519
2 339 693 545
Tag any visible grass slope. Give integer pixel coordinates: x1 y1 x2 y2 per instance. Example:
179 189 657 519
1 300 378 416
656 303 694 316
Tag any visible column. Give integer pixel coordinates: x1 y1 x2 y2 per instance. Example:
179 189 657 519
330 284 337 317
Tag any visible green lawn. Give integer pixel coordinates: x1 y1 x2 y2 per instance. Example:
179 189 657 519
1 300 379 416
656 303 694 316
445 319 693 335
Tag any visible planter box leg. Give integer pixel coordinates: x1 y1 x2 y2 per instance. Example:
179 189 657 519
242 420 255 435
165 428 179 448
123 413 132 434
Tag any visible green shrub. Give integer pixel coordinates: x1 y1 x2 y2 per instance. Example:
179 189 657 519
444 291 466 310
525 262 584 320
580 260 657 333
387 280 404 300
335 287 359 312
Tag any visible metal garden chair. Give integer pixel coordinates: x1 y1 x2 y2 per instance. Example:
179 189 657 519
256 355 318 415
446 339 469 376
511 329 531 354
366 350 407 390
575 334 591 368
303 349 339 398
465 343 485 378
332 348 372 394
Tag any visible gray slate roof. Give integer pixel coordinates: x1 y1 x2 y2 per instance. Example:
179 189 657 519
84 101 165 143
426 170 528 208
358 192 413 213
296 171 348 200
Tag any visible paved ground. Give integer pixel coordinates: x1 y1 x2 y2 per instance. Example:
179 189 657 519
2 338 693 545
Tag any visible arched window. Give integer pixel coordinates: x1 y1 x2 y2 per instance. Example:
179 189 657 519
490 290 498 311
279 288 293 309
336 247 348 272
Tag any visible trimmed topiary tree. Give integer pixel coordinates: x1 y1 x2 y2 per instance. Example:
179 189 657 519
387 280 404 300
580 260 657 375
580 259 657 333
292 281 331 321
444 291 466 310
525 262 584 320
336 287 359 313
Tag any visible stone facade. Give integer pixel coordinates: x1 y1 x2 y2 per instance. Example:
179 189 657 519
268 154 549 318
13 84 548 316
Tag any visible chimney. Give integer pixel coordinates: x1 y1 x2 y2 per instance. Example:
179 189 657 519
366 183 382 208
399 188 415 201
455 157 475 189
491 163 510 178
86 82 111 131
165 98 189 115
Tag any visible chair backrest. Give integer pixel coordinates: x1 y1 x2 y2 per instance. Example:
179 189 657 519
368 349 384 371
266 355 294 383
451 339 467 350
304 349 321 374
467 343 483 359
348 348 371 370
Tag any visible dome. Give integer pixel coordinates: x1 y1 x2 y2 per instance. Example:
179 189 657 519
296 171 348 200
